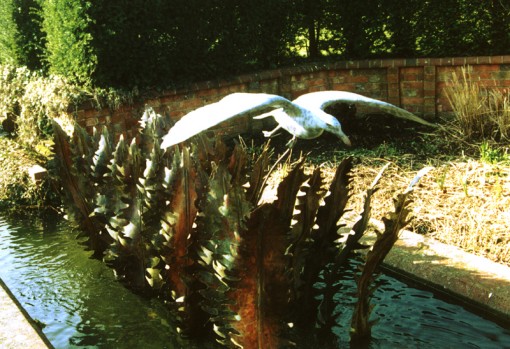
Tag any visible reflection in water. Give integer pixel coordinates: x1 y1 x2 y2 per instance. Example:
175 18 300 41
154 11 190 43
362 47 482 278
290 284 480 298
0 213 183 349
0 212 509 349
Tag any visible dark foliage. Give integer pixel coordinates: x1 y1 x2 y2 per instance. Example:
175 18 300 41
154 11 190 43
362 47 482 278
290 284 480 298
2 1 509 88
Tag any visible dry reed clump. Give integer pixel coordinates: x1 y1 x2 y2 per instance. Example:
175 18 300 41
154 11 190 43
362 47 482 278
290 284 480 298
445 66 510 142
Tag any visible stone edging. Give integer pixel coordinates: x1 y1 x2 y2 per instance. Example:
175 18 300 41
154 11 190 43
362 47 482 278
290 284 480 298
0 278 52 348
362 219 510 322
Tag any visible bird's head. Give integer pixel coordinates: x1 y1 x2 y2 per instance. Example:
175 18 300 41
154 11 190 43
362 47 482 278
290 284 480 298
333 128 352 146
323 113 351 146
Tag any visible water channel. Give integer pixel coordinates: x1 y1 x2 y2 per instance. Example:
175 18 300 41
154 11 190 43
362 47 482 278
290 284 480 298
0 211 509 348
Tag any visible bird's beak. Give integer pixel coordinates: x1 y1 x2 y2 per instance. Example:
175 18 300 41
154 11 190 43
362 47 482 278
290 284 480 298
341 135 351 147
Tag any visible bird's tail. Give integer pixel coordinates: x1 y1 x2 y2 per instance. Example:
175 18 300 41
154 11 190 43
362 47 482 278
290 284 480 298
364 100 436 127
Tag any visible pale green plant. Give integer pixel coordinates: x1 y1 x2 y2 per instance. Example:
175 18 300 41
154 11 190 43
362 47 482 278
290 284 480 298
0 64 87 146
479 141 510 165
19 74 80 145
435 165 448 192
0 65 35 121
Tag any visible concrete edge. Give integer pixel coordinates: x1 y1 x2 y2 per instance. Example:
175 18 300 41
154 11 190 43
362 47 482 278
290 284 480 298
0 278 53 349
361 219 510 323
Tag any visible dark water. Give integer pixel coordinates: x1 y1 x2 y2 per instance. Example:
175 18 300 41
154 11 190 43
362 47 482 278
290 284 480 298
0 212 509 349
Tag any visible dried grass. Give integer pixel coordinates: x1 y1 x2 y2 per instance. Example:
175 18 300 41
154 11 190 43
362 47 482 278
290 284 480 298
323 154 510 267
445 66 510 142
263 134 510 267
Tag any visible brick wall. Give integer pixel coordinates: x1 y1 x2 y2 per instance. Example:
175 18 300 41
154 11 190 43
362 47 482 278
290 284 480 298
74 55 510 138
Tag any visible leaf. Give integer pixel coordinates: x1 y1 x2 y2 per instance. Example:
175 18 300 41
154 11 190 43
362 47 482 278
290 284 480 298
274 158 309 223
286 167 325 300
315 157 353 238
337 162 390 266
91 127 112 181
290 158 353 329
146 267 164 289
228 203 291 349
350 166 430 342
52 120 110 255
164 146 198 297
246 141 272 205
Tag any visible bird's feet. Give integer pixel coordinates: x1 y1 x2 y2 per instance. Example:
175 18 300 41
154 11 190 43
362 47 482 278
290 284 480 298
262 125 282 138
286 137 297 148
263 130 281 138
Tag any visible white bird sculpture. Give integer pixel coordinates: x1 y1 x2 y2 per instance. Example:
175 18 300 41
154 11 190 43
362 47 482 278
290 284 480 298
160 91 435 149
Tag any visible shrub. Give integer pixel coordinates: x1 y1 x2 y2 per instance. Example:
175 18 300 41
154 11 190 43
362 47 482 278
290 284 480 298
18 74 81 145
0 65 34 125
0 64 84 147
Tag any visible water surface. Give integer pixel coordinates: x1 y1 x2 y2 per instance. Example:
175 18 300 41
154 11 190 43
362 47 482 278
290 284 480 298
0 212 509 348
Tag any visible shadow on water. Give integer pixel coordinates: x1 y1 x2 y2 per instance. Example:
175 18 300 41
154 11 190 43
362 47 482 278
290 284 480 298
0 211 509 348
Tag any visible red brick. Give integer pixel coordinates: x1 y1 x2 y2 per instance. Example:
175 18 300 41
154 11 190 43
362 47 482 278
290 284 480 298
331 83 356 92
391 59 405 68
401 66 424 77
473 64 500 72
477 56 492 64
491 56 504 64
464 57 478 65
369 59 383 68
401 96 424 105
71 55 510 136
424 80 435 90
424 66 436 76
452 57 467 65
309 85 327 92
308 79 326 87
401 81 423 92
427 58 440 66
346 75 369 83
440 57 453 65
180 98 205 111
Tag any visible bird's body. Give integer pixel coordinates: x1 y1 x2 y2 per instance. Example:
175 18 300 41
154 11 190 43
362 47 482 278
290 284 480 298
160 91 435 149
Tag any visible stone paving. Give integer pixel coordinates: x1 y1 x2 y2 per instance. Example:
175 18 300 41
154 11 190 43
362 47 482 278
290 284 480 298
0 279 51 349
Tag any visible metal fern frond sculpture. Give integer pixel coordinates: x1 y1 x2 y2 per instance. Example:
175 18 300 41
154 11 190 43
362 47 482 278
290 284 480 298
54 106 430 348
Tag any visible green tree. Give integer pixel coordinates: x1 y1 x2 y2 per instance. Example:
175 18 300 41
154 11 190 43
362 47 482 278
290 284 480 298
41 0 96 85
0 0 44 70
88 0 177 87
383 0 421 56
486 0 510 55
206 0 295 72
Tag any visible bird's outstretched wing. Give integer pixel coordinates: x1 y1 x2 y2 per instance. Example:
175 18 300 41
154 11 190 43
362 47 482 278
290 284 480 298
293 91 436 127
161 93 297 148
